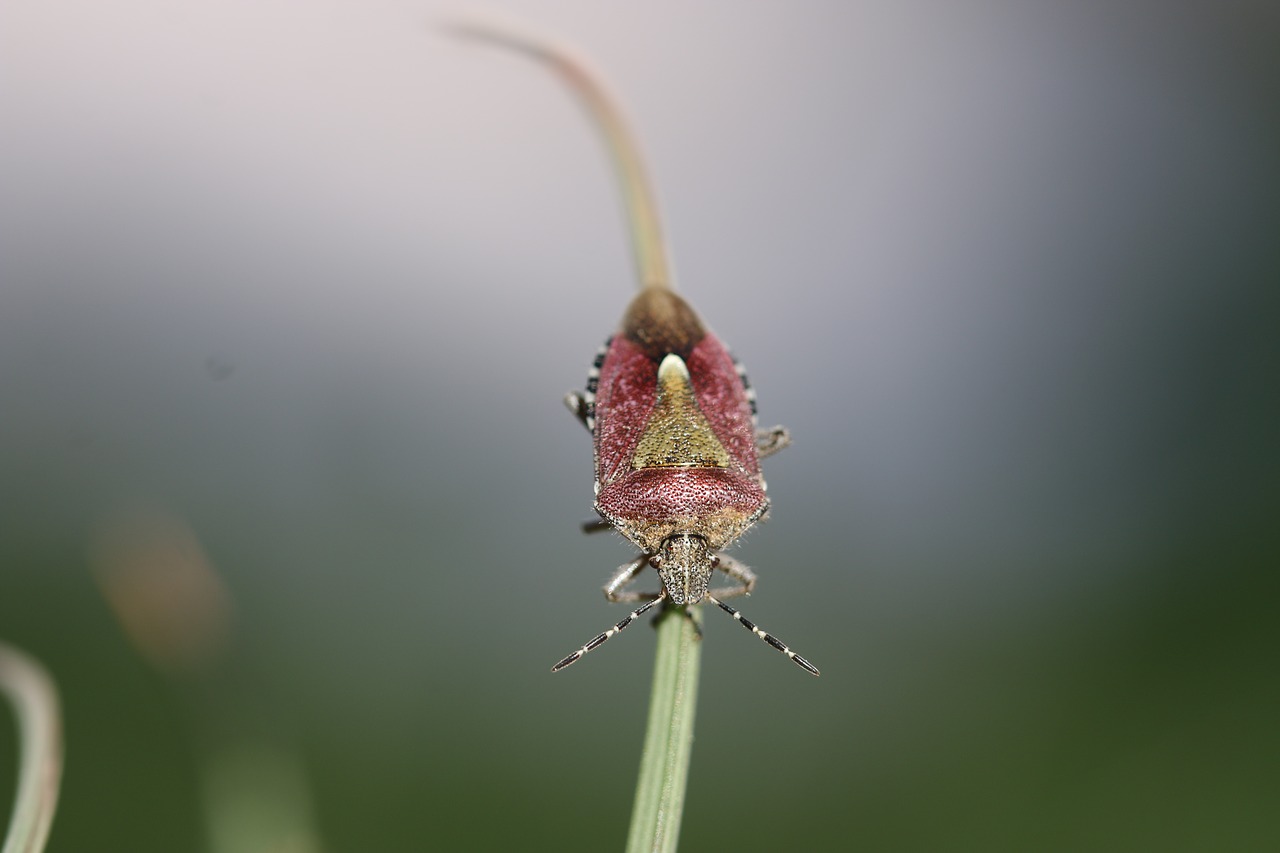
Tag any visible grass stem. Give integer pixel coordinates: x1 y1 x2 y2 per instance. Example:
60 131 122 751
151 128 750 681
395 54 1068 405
0 642 63 853
625 606 702 853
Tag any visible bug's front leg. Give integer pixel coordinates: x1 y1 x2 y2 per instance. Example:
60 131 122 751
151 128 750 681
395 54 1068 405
604 554 661 603
709 553 758 600
755 425 791 459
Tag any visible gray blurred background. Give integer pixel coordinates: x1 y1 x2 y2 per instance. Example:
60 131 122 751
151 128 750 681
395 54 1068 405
2 1 1278 851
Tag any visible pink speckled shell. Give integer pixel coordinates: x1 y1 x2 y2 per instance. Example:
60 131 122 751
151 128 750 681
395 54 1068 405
593 333 765 527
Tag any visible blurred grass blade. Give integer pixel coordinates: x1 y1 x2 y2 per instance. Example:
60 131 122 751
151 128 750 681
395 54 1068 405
200 745 324 853
447 16 674 293
89 509 232 676
626 607 702 853
0 642 63 853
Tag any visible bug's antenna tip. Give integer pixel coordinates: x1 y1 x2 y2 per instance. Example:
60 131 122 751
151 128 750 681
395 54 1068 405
551 653 581 673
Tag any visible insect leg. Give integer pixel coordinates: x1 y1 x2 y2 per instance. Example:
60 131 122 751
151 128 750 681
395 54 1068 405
755 425 791 459
580 518 613 535
564 391 592 429
552 591 667 672
708 553 757 600
604 555 659 603
707 595 820 676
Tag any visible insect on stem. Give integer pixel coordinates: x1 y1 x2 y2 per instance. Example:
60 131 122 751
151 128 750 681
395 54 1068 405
455 19 818 678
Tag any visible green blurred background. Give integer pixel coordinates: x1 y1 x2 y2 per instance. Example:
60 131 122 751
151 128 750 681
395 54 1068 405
2 1 1278 851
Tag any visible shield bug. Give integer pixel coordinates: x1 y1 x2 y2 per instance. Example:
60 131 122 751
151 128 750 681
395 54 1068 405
459 23 818 676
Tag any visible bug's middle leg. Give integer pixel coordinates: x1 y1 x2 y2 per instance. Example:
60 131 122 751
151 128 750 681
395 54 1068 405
755 425 791 459
709 553 758 600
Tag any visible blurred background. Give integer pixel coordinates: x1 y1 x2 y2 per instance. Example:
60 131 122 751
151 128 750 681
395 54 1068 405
2 1 1278 850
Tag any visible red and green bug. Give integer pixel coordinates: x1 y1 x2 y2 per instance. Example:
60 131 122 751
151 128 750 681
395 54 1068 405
461 24 818 675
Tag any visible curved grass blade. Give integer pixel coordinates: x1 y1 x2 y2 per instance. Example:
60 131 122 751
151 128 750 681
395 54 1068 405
0 642 63 853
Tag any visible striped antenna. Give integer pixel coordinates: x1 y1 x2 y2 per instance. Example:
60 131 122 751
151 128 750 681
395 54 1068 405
447 19 674 293
552 591 668 672
708 595 820 676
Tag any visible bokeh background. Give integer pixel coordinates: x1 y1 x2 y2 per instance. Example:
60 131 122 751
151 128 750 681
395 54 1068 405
2 1 1278 851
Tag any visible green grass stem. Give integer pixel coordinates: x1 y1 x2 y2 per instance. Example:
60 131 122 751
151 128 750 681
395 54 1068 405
449 21 703 850
625 606 702 853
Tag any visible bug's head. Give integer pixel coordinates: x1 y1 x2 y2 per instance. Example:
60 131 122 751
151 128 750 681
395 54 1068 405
653 533 714 605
